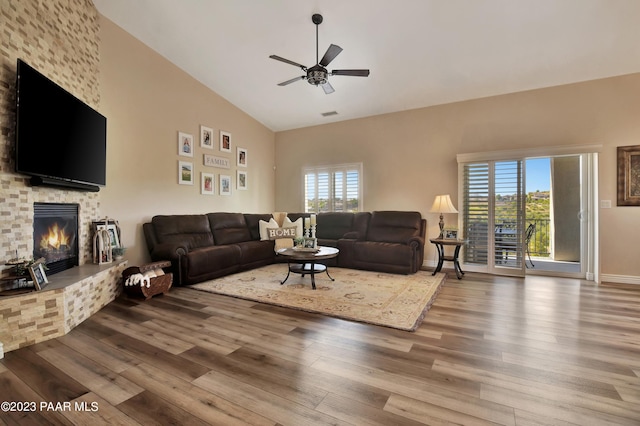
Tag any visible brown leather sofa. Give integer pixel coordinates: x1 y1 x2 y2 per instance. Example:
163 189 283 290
143 211 425 286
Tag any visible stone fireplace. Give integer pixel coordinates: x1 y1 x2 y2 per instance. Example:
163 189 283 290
33 202 79 275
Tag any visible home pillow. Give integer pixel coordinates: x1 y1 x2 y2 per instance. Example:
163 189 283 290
259 218 279 241
267 226 297 240
284 216 303 238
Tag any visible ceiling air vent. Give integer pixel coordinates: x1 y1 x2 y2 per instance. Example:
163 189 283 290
321 111 338 117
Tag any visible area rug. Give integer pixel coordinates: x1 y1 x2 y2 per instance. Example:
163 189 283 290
188 264 446 331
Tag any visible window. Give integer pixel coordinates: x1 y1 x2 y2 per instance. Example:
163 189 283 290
303 163 362 212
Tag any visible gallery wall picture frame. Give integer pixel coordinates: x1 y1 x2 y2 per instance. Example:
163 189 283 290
201 172 215 195
237 147 247 167
220 174 231 195
220 130 231 153
29 261 48 290
179 161 194 185
178 132 194 157
237 170 247 190
617 145 640 206
200 125 214 149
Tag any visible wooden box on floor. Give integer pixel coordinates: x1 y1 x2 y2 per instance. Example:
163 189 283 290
122 260 172 300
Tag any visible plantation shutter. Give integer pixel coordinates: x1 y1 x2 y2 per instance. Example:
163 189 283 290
304 163 362 213
463 163 490 265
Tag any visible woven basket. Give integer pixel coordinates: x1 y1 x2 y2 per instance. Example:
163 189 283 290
123 260 173 300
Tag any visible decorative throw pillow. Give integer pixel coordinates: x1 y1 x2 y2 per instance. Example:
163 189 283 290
267 226 297 240
284 216 303 238
259 218 279 241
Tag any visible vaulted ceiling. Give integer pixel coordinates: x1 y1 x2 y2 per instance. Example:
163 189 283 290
94 0 640 132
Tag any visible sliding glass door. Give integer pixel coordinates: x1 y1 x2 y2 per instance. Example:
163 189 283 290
462 160 526 276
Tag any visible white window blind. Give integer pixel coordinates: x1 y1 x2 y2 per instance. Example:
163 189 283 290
303 163 362 213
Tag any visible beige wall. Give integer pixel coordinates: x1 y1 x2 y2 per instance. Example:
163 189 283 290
275 73 640 278
98 17 275 266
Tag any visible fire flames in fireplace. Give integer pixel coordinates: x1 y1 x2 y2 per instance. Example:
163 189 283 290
40 223 71 250
35 220 77 264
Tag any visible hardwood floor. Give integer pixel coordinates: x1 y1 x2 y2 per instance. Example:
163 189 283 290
1 271 639 425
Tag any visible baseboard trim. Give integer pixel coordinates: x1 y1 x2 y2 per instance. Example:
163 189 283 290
600 274 640 285
422 261 640 285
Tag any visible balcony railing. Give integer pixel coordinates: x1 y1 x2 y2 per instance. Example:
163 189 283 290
526 218 550 257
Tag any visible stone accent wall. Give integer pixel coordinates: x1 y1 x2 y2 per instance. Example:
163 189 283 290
0 0 101 272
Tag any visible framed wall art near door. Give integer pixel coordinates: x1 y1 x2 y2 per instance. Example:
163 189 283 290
617 145 640 206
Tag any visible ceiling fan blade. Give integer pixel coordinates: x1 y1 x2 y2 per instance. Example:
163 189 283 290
269 55 307 70
331 69 370 77
321 81 335 94
319 44 343 66
278 76 305 86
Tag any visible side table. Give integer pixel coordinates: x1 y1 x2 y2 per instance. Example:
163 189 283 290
430 238 467 279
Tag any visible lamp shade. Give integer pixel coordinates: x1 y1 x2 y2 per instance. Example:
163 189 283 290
430 194 458 214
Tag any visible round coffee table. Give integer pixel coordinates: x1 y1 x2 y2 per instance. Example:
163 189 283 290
277 246 339 289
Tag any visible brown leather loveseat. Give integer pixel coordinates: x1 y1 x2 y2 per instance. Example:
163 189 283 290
143 211 425 286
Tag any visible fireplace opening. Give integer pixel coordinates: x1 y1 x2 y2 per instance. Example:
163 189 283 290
33 203 79 275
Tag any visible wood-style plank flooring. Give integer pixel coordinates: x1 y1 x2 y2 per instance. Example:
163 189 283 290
1 271 639 425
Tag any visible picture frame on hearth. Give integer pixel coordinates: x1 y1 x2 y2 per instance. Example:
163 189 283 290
93 219 122 249
96 223 120 248
178 131 194 157
29 261 48 291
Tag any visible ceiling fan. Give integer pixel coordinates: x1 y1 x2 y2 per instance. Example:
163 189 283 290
269 14 370 94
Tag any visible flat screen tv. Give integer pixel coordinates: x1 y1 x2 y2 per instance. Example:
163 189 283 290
15 59 106 192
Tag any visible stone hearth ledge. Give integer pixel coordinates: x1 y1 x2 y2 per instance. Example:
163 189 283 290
0 260 127 354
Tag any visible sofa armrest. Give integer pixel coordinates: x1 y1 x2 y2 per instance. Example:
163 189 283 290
150 242 188 261
405 236 425 249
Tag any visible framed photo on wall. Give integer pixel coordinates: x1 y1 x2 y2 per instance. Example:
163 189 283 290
220 174 231 195
237 170 247 190
617 145 640 206
200 125 214 149
178 161 194 185
220 131 231 153
237 147 247 167
201 172 215 195
178 132 194 157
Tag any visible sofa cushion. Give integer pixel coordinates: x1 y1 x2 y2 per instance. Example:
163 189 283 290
316 213 354 240
367 211 422 244
207 213 252 245
151 215 213 249
244 213 273 240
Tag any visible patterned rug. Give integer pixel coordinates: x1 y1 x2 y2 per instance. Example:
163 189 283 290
188 264 446 331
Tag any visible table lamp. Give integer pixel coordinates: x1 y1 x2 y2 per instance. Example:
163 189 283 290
430 194 458 239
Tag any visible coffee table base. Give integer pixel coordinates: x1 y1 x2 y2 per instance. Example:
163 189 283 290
281 262 335 290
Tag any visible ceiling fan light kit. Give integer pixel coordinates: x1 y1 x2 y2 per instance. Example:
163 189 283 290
269 13 370 94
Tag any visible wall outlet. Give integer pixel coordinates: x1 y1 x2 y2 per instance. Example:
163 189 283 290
600 200 612 209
